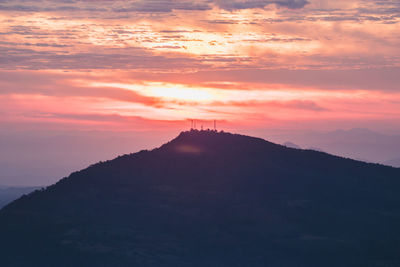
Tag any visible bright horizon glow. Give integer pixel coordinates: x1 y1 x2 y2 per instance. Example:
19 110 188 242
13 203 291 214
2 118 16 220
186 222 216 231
90 82 216 103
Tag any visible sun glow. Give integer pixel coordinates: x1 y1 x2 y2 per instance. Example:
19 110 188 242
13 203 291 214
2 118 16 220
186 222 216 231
147 86 214 102
88 81 361 104
90 82 216 102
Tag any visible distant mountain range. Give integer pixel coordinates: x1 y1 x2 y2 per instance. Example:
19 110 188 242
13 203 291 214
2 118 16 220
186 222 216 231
274 128 400 167
0 186 41 209
1 131 400 267
282 141 301 149
384 158 400 168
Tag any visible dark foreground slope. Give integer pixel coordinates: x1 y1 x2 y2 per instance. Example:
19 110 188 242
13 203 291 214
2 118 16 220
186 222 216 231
1 131 400 267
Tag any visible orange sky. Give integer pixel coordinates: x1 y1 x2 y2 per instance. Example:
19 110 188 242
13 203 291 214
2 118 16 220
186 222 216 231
1 0 400 133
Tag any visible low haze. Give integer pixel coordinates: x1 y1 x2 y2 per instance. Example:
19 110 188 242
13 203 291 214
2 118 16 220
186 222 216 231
1 126 400 186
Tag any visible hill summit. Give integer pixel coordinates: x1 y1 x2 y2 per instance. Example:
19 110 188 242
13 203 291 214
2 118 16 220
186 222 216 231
1 130 400 267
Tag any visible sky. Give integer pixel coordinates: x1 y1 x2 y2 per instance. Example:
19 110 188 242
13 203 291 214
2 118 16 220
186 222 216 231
1 0 400 185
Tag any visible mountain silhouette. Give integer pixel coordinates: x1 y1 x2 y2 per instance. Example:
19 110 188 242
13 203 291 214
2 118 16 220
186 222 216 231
1 130 400 267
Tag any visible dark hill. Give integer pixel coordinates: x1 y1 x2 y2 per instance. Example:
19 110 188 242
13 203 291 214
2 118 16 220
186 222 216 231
1 130 400 267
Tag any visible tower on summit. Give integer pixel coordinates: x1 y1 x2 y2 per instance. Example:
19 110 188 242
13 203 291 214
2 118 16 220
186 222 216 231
190 119 197 130
189 119 218 132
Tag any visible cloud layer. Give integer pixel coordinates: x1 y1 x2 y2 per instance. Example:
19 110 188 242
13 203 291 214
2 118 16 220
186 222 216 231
0 0 399 133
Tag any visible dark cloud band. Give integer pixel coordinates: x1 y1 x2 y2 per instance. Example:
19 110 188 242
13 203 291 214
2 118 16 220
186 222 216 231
0 0 309 13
